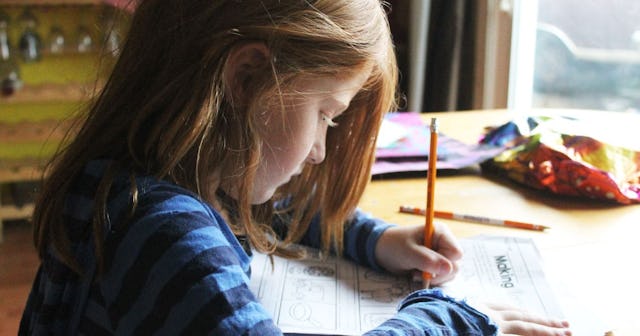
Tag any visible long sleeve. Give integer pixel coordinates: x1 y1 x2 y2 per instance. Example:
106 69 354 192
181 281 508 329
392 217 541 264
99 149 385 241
84 183 283 335
20 162 285 336
366 289 498 335
298 208 392 270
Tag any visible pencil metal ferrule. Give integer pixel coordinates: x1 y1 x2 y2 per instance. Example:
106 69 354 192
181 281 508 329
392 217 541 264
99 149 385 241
430 118 438 133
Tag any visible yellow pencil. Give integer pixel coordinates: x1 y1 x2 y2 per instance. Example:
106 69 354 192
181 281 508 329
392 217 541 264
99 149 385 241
423 118 438 288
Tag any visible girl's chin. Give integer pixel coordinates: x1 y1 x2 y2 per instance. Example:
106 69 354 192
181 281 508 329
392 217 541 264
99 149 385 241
250 188 278 205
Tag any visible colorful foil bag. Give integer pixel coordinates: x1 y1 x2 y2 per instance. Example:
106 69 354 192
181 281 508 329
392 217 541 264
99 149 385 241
480 116 640 204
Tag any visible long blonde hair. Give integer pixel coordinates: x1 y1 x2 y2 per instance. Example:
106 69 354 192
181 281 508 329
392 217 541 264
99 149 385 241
33 0 398 273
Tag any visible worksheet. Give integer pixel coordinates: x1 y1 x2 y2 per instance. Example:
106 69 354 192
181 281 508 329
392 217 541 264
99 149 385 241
249 249 422 335
249 236 563 335
439 235 564 318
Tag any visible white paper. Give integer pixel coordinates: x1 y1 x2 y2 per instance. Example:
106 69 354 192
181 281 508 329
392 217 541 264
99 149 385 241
249 250 421 335
249 236 566 335
439 235 564 318
375 118 410 149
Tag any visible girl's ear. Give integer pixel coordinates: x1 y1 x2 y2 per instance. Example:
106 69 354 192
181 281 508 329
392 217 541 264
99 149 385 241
223 42 270 101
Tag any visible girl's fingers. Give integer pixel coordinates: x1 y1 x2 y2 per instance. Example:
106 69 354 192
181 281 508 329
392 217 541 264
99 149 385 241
486 303 569 327
410 260 458 286
431 223 463 261
417 247 454 274
499 320 572 336
499 310 570 328
428 260 459 285
476 302 571 336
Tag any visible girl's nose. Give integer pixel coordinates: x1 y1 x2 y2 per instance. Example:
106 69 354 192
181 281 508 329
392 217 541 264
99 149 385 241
306 141 326 164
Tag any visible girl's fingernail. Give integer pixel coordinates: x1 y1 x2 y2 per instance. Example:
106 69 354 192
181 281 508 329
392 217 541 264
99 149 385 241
439 262 451 276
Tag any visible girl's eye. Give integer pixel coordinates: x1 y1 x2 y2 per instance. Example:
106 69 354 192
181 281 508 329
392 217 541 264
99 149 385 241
321 113 338 127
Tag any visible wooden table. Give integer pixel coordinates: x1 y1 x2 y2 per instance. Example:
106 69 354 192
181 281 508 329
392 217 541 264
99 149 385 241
359 109 640 336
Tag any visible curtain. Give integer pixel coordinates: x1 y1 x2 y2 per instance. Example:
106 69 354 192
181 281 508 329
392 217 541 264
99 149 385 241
423 0 478 112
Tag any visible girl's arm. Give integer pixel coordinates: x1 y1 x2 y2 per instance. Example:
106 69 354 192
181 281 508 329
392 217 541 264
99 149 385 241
99 192 284 335
366 288 499 335
296 208 392 269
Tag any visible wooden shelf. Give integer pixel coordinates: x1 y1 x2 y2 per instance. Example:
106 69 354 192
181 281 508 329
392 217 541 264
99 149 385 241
0 203 34 221
0 118 74 142
0 161 45 183
0 158 46 243
0 202 35 242
1 0 100 5
0 0 135 243
0 0 134 10
0 82 99 104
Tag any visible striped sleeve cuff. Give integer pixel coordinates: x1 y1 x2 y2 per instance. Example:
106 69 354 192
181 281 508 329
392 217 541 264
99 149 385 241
344 209 394 271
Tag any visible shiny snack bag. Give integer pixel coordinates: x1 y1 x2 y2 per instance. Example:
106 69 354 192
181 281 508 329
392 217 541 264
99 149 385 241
480 115 640 204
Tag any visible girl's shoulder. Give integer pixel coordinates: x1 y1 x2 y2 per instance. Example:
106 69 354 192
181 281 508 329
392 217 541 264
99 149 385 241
81 160 219 225
135 176 213 216
114 174 224 234
80 160 246 257
103 167 252 269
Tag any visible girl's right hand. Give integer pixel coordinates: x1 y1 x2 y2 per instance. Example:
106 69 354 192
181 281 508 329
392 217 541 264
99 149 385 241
475 302 572 336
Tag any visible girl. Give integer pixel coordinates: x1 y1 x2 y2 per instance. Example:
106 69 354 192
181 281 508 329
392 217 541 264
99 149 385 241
20 1 571 335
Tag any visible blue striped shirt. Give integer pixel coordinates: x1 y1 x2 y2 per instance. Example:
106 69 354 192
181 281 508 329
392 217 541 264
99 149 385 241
20 160 497 335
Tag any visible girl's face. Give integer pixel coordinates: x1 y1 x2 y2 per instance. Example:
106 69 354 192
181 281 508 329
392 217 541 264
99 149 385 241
251 70 370 204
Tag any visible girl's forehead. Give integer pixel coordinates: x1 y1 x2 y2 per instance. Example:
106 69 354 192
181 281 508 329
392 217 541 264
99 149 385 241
280 75 367 111
292 69 371 94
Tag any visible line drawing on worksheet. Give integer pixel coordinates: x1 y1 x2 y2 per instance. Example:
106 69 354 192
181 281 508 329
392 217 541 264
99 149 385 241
249 236 604 335
249 250 421 335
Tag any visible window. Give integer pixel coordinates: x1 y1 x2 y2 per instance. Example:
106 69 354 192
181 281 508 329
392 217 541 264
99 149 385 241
510 0 640 113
